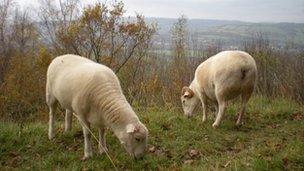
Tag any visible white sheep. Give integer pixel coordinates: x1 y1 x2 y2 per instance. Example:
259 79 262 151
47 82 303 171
181 51 257 127
46 54 148 160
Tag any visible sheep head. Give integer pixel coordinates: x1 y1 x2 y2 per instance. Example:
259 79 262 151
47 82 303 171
181 86 199 118
119 122 148 159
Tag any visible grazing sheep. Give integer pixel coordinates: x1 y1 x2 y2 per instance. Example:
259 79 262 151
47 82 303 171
181 51 257 128
46 54 148 159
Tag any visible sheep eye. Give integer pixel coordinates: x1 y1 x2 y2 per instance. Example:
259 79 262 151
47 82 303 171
182 100 185 103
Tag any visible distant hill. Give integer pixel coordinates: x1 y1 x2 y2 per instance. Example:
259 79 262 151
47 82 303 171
145 17 304 49
36 17 304 50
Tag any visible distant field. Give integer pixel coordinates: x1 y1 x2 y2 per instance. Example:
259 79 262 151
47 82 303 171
0 96 303 170
151 18 304 48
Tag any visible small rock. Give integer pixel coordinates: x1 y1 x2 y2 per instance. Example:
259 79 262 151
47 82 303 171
282 157 289 167
184 159 194 164
189 149 200 158
148 146 156 153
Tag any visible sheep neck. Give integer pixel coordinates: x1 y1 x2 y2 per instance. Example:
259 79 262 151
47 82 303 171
189 79 200 98
92 83 139 130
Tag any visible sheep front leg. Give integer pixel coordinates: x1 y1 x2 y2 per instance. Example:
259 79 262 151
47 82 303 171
80 120 93 160
98 127 108 154
65 110 72 132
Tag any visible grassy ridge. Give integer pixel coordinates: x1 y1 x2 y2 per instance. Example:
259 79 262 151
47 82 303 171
0 96 303 170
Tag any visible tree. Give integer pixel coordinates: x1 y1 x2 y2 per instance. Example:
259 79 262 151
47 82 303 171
38 0 80 53
0 0 13 84
11 8 38 54
168 15 191 104
39 1 156 73
62 2 156 73
171 14 188 60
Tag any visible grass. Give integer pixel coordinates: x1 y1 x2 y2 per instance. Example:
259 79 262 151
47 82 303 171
0 96 304 170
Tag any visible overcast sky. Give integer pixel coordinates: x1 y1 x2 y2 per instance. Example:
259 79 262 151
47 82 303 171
15 0 304 23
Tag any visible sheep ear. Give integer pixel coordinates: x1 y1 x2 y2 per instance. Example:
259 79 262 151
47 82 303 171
126 124 135 133
184 91 190 97
181 86 188 95
182 86 194 98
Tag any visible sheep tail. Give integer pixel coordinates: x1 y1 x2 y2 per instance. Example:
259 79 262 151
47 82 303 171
241 68 248 80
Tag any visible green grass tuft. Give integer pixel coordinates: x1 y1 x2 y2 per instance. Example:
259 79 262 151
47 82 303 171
0 96 303 170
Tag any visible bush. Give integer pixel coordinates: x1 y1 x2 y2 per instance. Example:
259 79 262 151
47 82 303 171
0 48 52 121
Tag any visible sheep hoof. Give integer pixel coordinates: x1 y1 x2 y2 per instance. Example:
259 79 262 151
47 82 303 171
48 134 55 140
212 123 219 128
64 127 71 132
81 155 90 161
235 122 242 127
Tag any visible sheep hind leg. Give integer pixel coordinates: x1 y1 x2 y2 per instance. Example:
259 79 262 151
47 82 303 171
200 97 208 122
212 98 227 128
236 89 253 126
47 96 57 140
98 127 108 154
214 101 218 118
65 109 72 132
